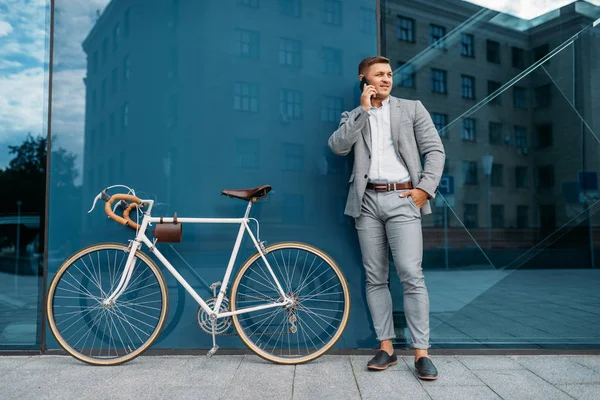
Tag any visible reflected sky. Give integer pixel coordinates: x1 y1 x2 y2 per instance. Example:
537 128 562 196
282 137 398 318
0 0 599 174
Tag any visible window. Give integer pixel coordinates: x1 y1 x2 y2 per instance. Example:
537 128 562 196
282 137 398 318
431 69 447 94
491 163 503 187
431 113 448 137
534 43 550 62
514 126 527 149
101 78 106 107
322 47 342 75
282 143 304 171
539 205 556 233
279 38 302 67
463 161 478 185
434 206 451 227
233 82 259 112
111 67 118 95
113 23 120 51
321 96 343 123
323 0 342 26
489 122 503 145
280 89 303 120
512 46 525 69
430 24 446 49
123 55 130 84
124 8 130 38
122 103 128 130
360 8 375 34
513 86 526 109
486 40 500 64
281 0 301 17
537 165 555 188
102 37 108 64
462 118 476 141
491 205 504 228
534 84 552 108
461 75 475 99
461 33 474 57
235 138 260 169
92 51 98 74
517 205 529 228
536 124 553 148
464 204 478 228
515 166 528 188
487 80 502 105
239 0 259 7
397 61 415 88
236 29 260 59
397 16 414 42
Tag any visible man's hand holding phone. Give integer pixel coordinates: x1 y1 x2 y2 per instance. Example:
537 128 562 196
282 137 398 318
360 77 377 111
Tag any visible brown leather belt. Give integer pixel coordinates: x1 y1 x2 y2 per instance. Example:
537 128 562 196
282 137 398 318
366 182 413 192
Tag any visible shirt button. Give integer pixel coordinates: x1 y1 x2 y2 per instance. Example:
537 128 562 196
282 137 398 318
364 174 368 179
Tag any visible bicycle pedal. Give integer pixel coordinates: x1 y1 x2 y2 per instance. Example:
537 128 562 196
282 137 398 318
207 345 219 357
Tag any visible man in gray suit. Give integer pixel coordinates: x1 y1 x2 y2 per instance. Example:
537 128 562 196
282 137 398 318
328 56 445 379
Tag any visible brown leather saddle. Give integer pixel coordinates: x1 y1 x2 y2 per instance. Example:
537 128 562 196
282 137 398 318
221 185 271 202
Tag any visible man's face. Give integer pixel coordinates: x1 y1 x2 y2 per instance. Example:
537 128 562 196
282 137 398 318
361 63 393 98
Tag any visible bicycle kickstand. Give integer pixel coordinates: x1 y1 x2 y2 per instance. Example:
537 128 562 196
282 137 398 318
207 315 219 357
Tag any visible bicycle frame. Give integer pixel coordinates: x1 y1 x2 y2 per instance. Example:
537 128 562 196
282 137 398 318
103 199 292 319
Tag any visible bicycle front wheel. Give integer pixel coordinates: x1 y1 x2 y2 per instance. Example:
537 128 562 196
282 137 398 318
230 242 350 364
47 243 169 365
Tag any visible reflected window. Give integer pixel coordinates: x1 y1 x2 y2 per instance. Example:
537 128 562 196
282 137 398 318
536 124 553 148
123 55 130 84
239 0 259 8
434 205 451 227
539 204 556 233
517 205 529 228
462 161 478 185
513 86 526 109
534 84 552 108
431 113 448 137
236 29 260 59
122 103 128 130
515 166 528 188
280 89 303 120
534 43 550 62
537 165 555 188
461 75 475 100
397 16 414 42
322 47 342 76
124 8 130 38
283 143 304 171
234 82 259 112
360 7 375 34
111 67 118 95
486 39 500 64
430 24 446 49
235 138 260 169
109 112 115 136
461 33 474 57
323 0 342 26
431 69 446 94
512 46 525 69
92 89 97 112
113 23 120 52
281 0 301 17
514 125 527 149
443 158 450 175
491 163 503 187
491 205 504 228
462 118 476 141
101 78 106 107
102 37 108 64
464 203 478 228
321 96 343 123
397 61 415 88
489 122 503 145
92 51 98 74
279 38 302 67
487 80 502 105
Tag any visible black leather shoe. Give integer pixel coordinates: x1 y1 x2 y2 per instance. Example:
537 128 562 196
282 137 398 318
367 350 398 370
414 357 438 380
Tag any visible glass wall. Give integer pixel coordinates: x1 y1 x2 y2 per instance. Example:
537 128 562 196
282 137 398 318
383 0 600 348
47 0 378 349
0 0 50 349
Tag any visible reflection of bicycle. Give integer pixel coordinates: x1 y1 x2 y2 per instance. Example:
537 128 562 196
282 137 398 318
46 185 350 366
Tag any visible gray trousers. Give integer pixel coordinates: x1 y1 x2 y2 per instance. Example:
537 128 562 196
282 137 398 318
354 188 430 349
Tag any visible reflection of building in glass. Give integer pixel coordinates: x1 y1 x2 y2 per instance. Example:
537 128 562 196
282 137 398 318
385 0 600 248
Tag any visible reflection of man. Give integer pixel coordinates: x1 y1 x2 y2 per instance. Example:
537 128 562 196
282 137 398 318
328 57 445 379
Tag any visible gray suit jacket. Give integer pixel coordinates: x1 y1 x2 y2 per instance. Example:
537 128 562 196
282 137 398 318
328 96 445 218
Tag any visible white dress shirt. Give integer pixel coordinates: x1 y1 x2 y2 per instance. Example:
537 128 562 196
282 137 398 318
367 98 410 183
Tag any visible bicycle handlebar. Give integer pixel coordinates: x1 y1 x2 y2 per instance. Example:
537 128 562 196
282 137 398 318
104 194 143 230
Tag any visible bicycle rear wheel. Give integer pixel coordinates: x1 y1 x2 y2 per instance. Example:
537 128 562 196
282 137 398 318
47 243 168 365
230 242 350 364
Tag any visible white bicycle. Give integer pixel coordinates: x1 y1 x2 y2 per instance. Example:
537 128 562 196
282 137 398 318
46 184 350 366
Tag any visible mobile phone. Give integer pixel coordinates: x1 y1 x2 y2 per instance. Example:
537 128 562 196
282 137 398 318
360 76 370 92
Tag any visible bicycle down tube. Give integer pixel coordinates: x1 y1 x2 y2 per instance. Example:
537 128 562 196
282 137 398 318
104 200 292 318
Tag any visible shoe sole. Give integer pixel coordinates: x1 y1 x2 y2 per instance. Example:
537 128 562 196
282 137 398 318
417 373 438 380
367 361 398 371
